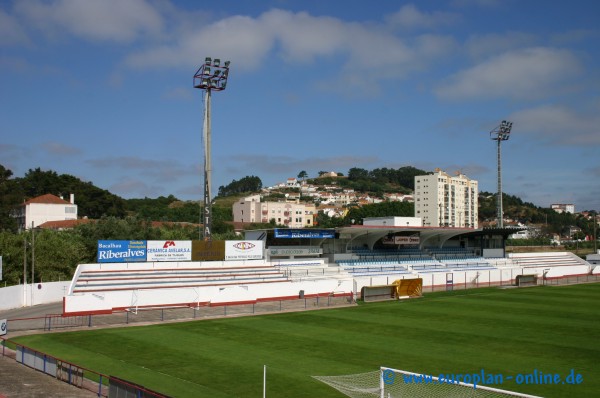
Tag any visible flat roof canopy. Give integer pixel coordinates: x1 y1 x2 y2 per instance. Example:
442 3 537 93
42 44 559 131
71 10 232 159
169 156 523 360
336 225 476 249
245 226 524 250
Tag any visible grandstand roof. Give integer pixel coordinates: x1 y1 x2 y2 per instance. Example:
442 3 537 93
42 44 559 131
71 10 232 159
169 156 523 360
336 225 474 248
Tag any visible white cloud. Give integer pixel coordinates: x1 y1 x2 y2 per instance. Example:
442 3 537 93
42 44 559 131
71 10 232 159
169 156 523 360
126 14 273 71
385 4 460 30
261 9 349 63
0 8 30 46
40 142 82 156
223 154 380 179
87 156 194 182
126 8 459 97
435 47 582 101
511 104 600 146
110 177 159 198
15 0 164 43
451 0 502 7
162 86 193 101
465 32 538 59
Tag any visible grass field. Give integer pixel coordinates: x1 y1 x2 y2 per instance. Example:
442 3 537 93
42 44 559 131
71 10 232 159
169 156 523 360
12 283 600 397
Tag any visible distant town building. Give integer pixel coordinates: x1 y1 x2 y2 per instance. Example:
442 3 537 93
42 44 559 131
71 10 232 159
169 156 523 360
14 193 78 231
233 194 316 228
318 171 339 178
414 169 478 228
551 204 575 214
363 216 422 227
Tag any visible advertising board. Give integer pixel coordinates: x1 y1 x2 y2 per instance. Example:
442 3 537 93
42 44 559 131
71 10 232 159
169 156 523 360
274 229 335 239
382 236 421 245
225 240 264 260
191 240 225 261
97 240 147 263
267 246 322 257
147 240 192 262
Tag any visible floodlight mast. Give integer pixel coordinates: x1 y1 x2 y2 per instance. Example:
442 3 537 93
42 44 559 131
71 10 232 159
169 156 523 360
489 120 513 228
194 57 230 241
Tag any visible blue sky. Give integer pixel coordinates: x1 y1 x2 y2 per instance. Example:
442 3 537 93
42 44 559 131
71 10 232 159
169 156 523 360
1 0 599 212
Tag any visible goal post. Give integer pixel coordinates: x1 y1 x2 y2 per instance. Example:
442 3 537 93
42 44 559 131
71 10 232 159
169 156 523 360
313 367 543 398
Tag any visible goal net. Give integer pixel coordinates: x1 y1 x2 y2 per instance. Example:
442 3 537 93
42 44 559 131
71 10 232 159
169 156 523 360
313 367 542 398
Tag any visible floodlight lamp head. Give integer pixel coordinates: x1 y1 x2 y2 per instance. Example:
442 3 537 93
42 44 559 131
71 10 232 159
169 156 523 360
205 57 211 65
224 60 231 67
214 58 220 67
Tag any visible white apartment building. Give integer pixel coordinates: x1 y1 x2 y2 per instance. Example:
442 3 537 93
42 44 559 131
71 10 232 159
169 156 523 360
14 193 78 231
551 204 575 214
232 194 316 228
414 169 478 228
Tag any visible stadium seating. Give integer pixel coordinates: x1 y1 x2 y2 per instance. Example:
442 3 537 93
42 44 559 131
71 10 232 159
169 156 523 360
72 265 289 293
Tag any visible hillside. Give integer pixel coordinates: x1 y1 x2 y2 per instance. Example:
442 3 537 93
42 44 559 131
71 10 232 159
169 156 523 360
0 164 594 238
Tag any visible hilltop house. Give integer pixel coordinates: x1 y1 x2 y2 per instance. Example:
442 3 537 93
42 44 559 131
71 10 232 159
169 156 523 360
13 193 78 231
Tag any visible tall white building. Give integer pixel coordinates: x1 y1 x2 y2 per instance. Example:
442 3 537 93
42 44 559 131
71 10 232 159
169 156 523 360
414 169 478 228
233 194 316 228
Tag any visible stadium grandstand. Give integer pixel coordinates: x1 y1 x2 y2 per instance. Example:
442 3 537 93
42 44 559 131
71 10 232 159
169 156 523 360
46 220 598 316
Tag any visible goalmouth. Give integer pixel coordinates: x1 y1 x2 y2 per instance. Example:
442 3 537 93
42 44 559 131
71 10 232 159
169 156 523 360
313 367 543 398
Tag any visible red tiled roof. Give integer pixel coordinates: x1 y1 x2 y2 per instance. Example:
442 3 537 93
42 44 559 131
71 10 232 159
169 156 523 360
23 194 71 205
38 219 94 229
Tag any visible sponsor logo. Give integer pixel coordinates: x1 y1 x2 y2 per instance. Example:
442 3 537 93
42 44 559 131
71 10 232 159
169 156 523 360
233 241 256 250
163 241 176 248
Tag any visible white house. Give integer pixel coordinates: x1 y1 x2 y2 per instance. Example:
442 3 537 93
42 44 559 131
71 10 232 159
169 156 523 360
14 193 78 231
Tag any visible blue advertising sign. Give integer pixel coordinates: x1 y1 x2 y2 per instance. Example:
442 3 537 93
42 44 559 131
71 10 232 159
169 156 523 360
274 229 335 239
97 240 147 263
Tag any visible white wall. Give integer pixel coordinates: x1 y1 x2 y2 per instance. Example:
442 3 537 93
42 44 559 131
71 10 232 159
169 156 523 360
63 278 353 315
28 202 77 229
0 281 71 311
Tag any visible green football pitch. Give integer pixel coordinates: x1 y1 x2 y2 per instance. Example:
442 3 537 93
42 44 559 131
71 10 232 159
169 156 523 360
12 283 600 397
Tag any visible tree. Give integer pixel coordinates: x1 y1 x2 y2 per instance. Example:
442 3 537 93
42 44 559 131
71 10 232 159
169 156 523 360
218 176 262 197
17 167 126 219
347 167 370 181
297 170 308 181
345 201 414 224
0 165 23 232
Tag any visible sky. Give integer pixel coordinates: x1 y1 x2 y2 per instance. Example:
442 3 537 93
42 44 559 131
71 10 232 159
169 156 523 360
1 0 599 212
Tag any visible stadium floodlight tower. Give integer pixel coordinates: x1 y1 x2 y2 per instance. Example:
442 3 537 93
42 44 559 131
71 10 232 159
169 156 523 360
489 120 513 228
193 57 230 240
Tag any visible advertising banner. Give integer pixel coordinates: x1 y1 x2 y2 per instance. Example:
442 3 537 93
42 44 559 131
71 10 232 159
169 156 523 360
225 240 264 260
191 240 225 261
382 236 420 245
268 246 322 257
274 229 335 239
97 240 147 263
0 319 6 336
147 241 192 262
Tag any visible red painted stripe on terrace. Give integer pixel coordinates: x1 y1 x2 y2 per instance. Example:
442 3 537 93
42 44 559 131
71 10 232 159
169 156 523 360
81 265 276 274
72 278 292 293
77 271 283 282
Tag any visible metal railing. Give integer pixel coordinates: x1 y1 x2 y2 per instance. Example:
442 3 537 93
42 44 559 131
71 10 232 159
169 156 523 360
6 295 355 334
0 338 172 397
